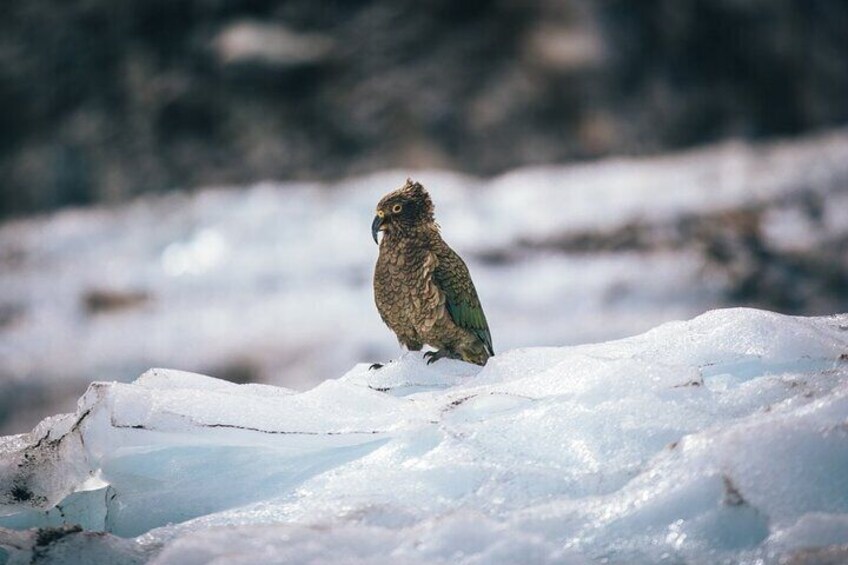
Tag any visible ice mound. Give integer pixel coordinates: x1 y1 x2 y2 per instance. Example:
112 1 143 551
2 308 848 563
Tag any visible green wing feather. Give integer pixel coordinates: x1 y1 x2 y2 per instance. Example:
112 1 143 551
433 249 495 356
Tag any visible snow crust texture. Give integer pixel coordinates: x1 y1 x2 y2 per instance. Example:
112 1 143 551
2 308 848 564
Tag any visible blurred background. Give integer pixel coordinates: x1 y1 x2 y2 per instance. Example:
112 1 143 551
1 0 847 434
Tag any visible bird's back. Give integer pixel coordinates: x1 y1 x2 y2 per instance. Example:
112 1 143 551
431 237 494 357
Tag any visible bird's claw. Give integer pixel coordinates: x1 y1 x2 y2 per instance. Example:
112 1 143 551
424 350 447 365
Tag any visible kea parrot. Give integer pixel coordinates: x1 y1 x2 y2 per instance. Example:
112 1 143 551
371 179 494 366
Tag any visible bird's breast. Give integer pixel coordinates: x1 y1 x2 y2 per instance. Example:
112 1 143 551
374 240 437 327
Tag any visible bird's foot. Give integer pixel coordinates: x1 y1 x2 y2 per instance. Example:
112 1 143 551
424 349 458 365
423 351 441 365
369 363 384 370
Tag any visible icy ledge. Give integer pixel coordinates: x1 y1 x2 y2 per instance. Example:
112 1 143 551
2 308 848 564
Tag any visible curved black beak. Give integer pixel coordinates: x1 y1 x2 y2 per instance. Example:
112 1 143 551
371 214 384 244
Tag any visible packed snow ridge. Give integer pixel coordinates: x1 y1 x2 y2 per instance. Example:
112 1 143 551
2 308 848 564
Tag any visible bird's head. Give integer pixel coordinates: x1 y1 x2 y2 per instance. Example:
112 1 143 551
372 179 435 244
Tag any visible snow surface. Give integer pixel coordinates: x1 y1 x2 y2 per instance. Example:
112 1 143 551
2 308 848 563
3 130 848 436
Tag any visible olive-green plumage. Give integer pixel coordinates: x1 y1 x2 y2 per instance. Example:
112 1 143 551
371 179 494 366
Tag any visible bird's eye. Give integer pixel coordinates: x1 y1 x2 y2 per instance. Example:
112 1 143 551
392 204 402 213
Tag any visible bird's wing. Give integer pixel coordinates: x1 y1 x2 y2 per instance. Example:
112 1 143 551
433 247 494 356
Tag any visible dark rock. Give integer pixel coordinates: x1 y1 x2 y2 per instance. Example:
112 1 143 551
82 288 150 315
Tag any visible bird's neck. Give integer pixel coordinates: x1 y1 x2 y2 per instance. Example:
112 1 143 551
383 222 439 246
